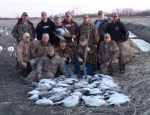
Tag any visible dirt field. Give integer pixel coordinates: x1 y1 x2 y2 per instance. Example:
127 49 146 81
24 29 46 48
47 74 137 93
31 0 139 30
0 17 150 115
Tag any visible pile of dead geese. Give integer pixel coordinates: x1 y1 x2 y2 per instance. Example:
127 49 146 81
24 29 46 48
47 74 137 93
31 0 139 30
27 74 130 107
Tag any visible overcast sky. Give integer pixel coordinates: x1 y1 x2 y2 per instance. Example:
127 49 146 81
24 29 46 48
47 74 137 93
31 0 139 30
0 0 150 17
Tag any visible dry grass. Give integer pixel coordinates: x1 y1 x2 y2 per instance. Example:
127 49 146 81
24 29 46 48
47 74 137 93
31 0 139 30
0 17 150 115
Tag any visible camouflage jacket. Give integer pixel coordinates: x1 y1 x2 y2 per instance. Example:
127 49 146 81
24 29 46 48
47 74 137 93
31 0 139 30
31 40 52 59
94 19 110 42
74 42 96 64
17 40 32 63
98 40 119 64
79 20 99 45
36 54 68 76
11 18 36 43
55 46 73 64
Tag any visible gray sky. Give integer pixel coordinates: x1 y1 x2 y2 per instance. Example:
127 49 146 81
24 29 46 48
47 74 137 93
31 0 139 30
0 0 150 17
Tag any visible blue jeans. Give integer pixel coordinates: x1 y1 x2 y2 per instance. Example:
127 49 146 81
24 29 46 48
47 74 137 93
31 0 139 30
74 59 93 75
65 65 74 76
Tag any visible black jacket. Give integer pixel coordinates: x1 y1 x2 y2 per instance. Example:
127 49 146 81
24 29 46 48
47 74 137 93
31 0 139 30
36 18 55 45
106 20 127 42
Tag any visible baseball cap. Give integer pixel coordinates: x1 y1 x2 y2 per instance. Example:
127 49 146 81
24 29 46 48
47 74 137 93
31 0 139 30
23 33 30 38
80 35 86 40
60 38 66 42
54 15 60 20
22 12 28 16
98 11 104 15
65 11 72 17
47 46 54 52
113 13 118 17
83 14 89 18
104 33 110 38
41 11 47 16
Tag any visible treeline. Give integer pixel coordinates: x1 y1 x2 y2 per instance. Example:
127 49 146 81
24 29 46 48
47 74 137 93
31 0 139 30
108 8 150 16
0 8 150 20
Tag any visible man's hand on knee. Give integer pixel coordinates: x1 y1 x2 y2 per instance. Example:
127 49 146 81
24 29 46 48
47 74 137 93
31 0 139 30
37 73 42 81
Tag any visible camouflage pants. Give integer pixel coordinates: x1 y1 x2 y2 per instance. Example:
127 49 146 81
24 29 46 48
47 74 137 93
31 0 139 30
27 70 54 82
100 63 119 76
30 59 37 70
17 61 32 77
116 42 126 65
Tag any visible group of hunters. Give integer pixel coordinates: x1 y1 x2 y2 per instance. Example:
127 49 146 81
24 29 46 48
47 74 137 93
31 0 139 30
11 10 128 85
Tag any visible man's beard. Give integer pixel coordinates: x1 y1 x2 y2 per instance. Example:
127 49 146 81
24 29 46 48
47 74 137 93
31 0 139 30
60 46 65 49
99 17 104 20
43 19 47 22
80 42 86 46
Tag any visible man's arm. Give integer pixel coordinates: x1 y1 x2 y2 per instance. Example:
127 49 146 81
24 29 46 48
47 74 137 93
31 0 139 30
36 57 43 74
58 57 68 76
11 24 20 39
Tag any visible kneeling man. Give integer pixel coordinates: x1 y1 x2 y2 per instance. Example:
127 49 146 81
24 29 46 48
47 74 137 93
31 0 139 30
98 33 120 75
22 46 68 84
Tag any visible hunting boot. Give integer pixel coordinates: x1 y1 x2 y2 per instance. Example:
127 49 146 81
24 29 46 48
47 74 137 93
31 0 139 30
19 76 31 85
120 64 125 74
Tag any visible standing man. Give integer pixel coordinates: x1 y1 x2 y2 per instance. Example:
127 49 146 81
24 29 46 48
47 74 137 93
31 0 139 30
12 12 36 45
30 33 52 70
106 13 128 74
79 14 99 48
36 11 55 45
55 38 74 76
94 11 110 42
74 35 96 77
17 33 32 78
62 11 79 48
98 33 120 75
53 15 63 47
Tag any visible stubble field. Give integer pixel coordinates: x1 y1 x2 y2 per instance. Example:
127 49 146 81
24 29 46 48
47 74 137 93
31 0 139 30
0 17 150 115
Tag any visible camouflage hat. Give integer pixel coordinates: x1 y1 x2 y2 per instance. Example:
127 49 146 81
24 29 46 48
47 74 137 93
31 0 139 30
65 11 72 17
59 38 66 42
47 46 54 52
54 15 60 20
83 14 89 18
41 11 47 16
104 33 110 38
22 12 28 16
23 33 30 38
80 35 86 40
98 11 104 15
113 13 118 17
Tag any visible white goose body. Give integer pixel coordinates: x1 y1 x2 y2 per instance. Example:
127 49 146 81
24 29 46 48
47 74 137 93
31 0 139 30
107 93 130 106
54 95 80 107
82 95 107 107
36 98 54 105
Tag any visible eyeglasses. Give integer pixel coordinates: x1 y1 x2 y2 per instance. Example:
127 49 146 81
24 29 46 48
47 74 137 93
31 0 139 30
60 42 66 43
80 40 86 41
25 36 30 38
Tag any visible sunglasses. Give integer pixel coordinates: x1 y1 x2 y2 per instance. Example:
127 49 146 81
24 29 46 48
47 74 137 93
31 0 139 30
24 15 28 16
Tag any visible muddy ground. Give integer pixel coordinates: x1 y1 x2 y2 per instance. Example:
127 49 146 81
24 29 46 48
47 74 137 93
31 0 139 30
0 18 150 115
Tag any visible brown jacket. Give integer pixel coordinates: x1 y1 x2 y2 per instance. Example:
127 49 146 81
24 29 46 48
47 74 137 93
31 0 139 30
62 19 79 42
17 40 32 63
55 46 73 64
